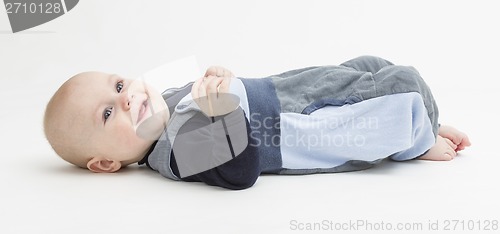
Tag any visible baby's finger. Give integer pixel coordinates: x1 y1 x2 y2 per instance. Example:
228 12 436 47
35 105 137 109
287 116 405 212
204 66 218 77
191 77 204 99
198 76 212 98
200 77 222 116
218 76 231 93
217 68 225 77
221 68 235 78
206 76 224 95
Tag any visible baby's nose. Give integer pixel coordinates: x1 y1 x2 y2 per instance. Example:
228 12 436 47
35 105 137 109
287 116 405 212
120 93 131 111
124 92 148 111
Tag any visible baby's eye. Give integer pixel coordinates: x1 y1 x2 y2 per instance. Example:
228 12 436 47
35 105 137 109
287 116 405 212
116 81 124 93
103 107 113 122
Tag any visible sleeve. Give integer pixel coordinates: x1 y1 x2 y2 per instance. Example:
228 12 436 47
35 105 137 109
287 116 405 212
340 55 394 73
169 108 261 190
171 139 260 190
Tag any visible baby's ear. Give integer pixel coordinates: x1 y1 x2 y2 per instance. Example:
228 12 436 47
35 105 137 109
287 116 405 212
87 157 121 173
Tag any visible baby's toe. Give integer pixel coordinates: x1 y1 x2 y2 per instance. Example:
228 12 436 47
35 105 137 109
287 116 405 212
444 138 458 150
443 153 453 161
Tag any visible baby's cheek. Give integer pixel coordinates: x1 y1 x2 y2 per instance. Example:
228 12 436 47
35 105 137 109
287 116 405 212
128 128 152 149
111 122 135 143
124 128 141 145
112 118 151 153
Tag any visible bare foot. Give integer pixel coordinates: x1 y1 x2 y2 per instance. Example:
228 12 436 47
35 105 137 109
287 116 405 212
438 125 471 152
419 135 458 161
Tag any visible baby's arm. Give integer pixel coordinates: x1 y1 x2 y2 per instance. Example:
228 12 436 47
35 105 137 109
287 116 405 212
172 128 261 190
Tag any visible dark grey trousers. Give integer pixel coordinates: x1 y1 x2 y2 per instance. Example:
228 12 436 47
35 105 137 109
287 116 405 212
270 55 439 136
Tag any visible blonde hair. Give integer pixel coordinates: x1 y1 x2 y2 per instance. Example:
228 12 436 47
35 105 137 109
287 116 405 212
43 78 91 168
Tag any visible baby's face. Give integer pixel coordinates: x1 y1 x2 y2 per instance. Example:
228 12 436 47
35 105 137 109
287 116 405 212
67 72 169 165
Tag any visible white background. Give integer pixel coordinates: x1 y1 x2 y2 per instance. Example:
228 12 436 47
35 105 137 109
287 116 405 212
1 0 498 233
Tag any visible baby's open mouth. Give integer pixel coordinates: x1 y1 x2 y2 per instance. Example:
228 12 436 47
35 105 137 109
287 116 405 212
137 99 148 125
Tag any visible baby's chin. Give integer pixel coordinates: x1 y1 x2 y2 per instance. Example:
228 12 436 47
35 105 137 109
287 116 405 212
135 84 169 140
135 110 169 140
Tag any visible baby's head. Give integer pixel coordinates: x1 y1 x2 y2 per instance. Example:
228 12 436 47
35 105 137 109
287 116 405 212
44 72 169 172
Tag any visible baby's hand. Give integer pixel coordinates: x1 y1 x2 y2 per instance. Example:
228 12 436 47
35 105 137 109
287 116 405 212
192 74 231 99
192 69 238 117
204 66 235 79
